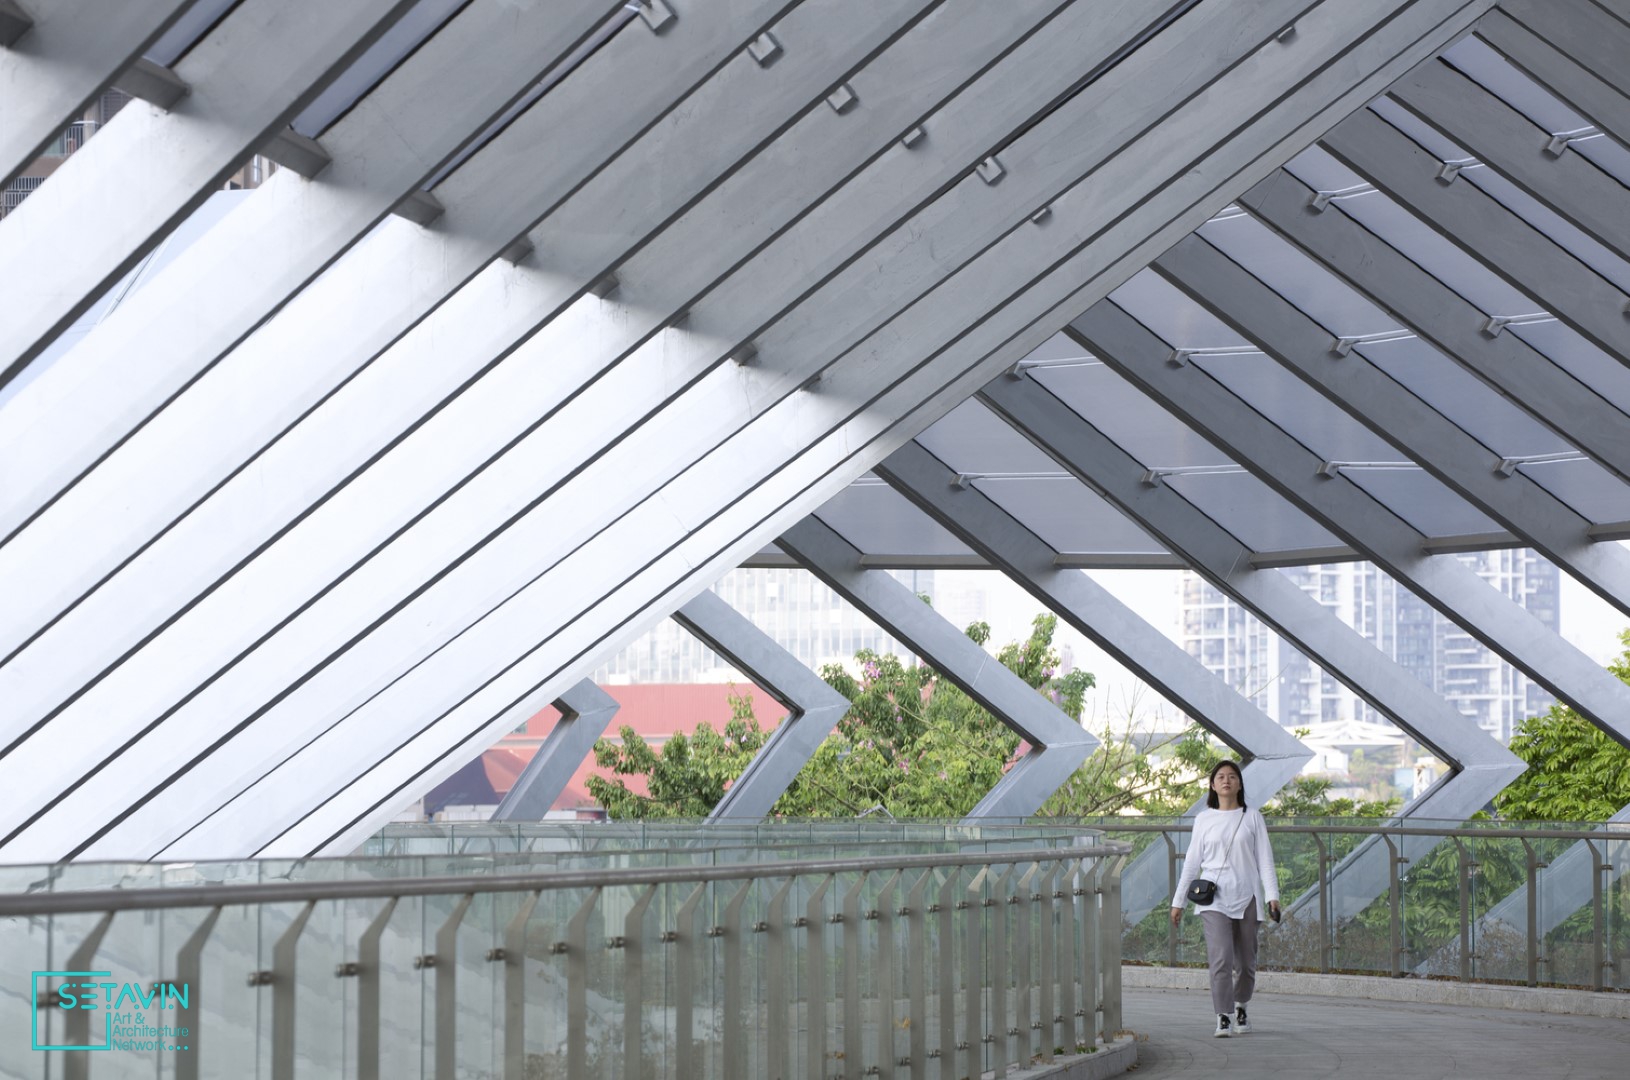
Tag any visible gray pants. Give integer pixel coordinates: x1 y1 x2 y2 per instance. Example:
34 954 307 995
1200 897 1259 1015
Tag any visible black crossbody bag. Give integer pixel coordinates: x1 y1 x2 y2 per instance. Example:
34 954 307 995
1185 811 1247 907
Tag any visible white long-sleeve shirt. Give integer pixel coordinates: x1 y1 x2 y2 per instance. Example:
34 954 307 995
1171 806 1279 919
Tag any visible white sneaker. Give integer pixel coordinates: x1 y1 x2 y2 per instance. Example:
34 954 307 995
1234 1004 1251 1034
1213 1013 1232 1038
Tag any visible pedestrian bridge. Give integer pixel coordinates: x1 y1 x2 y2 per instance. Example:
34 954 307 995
4 820 1626 1079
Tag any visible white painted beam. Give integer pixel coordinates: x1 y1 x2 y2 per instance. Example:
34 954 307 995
0 0 422 379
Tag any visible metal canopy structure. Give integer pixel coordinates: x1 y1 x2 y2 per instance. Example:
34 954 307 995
3 0 1629 863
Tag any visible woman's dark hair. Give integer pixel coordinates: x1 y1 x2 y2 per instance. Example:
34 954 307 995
1205 760 1246 810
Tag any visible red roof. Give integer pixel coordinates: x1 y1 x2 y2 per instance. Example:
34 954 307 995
487 683 787 808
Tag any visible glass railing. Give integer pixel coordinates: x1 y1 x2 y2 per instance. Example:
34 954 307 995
0 825 1128 1080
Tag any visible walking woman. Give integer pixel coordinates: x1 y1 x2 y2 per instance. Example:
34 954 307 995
1170 760 1280 1038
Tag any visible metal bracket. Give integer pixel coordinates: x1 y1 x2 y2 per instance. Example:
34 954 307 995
412 955 438 970
747 31 782 66
261 127 332 179
334 962 361 978
1274 24 1297 42
826 83 858 114
393 189 445 227
976 156 1005 185
247 970 275 986
1030 205 1053 224
0 0 33 47
587 271 621 299
114 58 191 111
632 0 676 33
731 341 759 366
485 948 507 962
499 237 534 265
900 124 926 149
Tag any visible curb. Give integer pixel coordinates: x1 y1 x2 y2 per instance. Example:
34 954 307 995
1122 965 1630 1020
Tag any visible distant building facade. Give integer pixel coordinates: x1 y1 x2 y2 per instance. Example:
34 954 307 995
592 567 937 684
1181 550 1559 742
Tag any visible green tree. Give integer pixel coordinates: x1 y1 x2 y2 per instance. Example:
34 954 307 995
1495 630 1630 821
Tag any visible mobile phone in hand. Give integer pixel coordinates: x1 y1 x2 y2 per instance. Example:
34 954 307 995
1270 905 1282 924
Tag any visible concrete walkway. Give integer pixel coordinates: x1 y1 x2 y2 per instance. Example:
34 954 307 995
1124 987 1630 1079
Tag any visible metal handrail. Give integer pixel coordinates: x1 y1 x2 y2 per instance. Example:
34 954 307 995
0 842 1128 916
1080 821 1627 841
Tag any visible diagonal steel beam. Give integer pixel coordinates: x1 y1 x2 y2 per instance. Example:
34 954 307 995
0 0 203 187
1320 101 1630 365
1473 6 1630 153
265 0 1504 860
0 0 624 542
1068 299 1630 751
671 591 852 821
0 0 421 380
490 680 618 822
1153 232 1630 617
876 438 1312 919
1384 56 1630 263
875 439 1311 793
977 373 1523 919
777 516 1096 819
1237 168 1630 485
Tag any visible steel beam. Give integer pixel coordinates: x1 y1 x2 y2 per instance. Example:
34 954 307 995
251 0 1502 859
1068 299 1630 751
876 438 1311 919
670 591 852 821
0 0 951 803
978 373 1523 919
0 0 622 541
1384 57 1630 262
490 680 618 822
46 0 1180 860
1237 167 1630 485
1153 232 1630 617
0 0 420 380
1320 101 1630 365
108 0 1495 860
0 0 201 186
1473 7 1630 152
777 516 1097 818
874 440 1311 794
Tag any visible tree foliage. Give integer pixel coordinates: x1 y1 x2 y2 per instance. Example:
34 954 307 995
589 610 1236 820
1495 630 1630 821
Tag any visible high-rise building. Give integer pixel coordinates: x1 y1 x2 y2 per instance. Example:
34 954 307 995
592 567 936 684
1181 551 1558 743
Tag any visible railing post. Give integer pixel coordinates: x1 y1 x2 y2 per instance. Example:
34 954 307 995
1055 862 1079 1054
356 898 399 1080
1313 832 1331 973
873 871 902 1080
618 884 659 1080
1012 862 1038 1068
1038 863 1061 1064
937 871 959 1080
963 868 989 1080
1384 833 1403 978
804 875 835 1080
272 901 317 1080
1523 839 1543 987
174 907 222 1080
1163 831 1179 968
762 879 795 1080
905 870 932 1080
841 873 868 1080
1100 857 1124 1040
1455 839 1472 983
1589 840 1605 993
720 881 753 1080
564 887 602 1079
672 883 708 1080
432 894 473 1080
62 911 115 1080
988 865 1016 1080
1079 862 1099 1044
